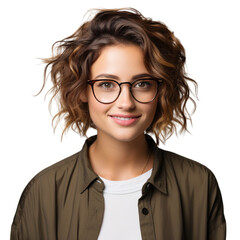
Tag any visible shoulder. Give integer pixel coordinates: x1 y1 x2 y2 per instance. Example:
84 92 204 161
163 149 213 175
12 151 81 225
159 149 224 212
160 149 218 188
159 149 226 234
26 151 80 190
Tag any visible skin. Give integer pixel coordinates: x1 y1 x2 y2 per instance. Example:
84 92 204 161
86 44 159 180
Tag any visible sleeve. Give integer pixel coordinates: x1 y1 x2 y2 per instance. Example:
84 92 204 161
10 175 56 240
10 224 20 240
207 171 226 240
10 182 30 240
10 179 37 240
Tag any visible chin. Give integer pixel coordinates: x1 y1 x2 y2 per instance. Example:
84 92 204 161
107 129 145 143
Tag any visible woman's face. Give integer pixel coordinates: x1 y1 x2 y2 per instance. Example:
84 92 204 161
87 44 158 142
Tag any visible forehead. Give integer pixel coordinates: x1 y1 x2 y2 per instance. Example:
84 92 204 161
90 44 148 80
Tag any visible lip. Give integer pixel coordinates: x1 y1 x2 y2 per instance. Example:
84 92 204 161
109 114 141 126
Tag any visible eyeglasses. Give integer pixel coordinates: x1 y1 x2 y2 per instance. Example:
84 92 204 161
87 78 162 104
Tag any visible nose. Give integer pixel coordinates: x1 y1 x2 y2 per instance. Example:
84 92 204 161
115 84 136 110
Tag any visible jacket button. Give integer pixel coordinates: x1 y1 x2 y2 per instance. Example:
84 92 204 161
142 208 149 215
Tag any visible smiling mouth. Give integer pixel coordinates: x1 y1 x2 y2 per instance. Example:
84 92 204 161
111 116 138 120
109 114 141 119
109 114 141 126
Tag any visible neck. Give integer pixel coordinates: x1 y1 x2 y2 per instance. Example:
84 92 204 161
89 132 153 180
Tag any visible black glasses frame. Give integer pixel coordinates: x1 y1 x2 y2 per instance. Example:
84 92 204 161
87 78 163 104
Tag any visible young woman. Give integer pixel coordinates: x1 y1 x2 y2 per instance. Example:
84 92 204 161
10 8 226 240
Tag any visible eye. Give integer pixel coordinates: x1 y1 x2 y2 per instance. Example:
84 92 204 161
96 81 116 89
133 80 152 89
95 79 119 92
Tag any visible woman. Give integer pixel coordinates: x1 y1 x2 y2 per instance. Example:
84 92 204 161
10 8 226 240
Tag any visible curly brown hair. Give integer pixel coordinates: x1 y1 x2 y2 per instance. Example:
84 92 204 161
40 8 197 144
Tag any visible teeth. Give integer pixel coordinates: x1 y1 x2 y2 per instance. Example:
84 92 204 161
113 116 134 120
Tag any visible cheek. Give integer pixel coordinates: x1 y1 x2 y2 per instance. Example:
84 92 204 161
87 96 108 125
146 101 158 117
144 101 158 126
87 87 97 115
87 88 97 121
88 100 99 121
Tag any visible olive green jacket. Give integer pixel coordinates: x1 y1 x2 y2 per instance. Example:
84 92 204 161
11 135 226 240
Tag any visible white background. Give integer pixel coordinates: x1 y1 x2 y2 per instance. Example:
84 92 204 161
1 0 239 239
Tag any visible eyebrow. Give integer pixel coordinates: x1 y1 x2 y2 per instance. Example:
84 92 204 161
94 73 154 80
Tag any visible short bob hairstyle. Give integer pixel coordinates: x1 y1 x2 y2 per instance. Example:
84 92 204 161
41 8 197 144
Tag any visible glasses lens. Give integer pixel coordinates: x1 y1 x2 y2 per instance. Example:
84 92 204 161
131 79 158 103
93 80 120 103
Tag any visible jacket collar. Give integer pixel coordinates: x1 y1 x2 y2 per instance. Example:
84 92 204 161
146 135 168 195
78 135 167 195
78 136 99 194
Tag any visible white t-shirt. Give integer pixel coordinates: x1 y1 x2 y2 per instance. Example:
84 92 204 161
97 169 152 240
